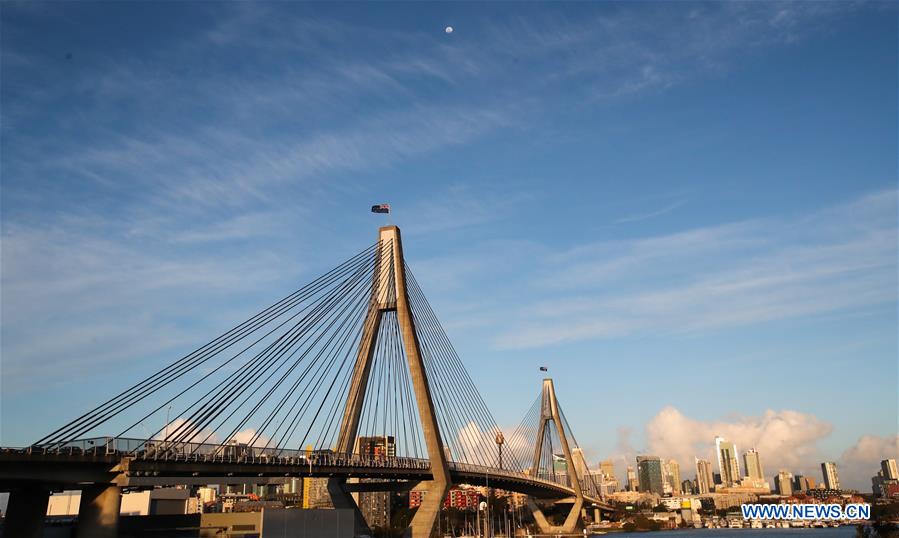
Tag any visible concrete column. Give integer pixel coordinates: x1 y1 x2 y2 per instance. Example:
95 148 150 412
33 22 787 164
327 478 371 536
594 506 601 523
3 487 49 538
387 226 451 538
76 484 121 538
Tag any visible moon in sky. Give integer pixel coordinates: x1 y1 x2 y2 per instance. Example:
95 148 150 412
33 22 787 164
445 26 453 34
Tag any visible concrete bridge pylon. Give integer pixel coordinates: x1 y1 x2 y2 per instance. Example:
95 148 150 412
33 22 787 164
529 378 585 534
330 225 451 538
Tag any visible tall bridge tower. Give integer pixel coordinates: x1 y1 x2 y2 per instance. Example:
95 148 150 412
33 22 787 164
330 226 450 537
529 377 585 534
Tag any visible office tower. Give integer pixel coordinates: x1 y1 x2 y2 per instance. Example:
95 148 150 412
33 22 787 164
695 458 713 494
599 459 619 493
661 460 673 495
682 479 695 495
872 471 885 497
572 447 589 482
667 459 682 495
743 449 764 480
600 459 616 479
626 466 638 492
715 436 741 487
793 475 812 493
821 462 841 490
303 477 333 508
882 459 899 480
357 436 396 458
357 436 396 528
636 456 665 495
775 471 793 496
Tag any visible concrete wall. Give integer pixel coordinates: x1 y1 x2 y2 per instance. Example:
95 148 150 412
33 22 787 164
263 509 354 538
200 509 353 537
45 488 191 517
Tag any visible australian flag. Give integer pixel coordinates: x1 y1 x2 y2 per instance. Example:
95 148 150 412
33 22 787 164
371 204 390 214
539 366 548 372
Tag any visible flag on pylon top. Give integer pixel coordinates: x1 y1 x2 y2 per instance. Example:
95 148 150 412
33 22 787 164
371 204 390 214
539 366 548 372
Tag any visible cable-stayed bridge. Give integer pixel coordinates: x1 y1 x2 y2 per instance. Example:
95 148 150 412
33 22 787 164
0 226 614 537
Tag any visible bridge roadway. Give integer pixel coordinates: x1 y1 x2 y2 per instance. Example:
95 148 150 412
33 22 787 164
0 438 613 511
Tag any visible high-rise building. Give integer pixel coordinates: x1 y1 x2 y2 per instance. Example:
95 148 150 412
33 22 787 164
571 448 589 483
303 478 332 508
821 462 840 490
357 436 396 458
355 436 396 528
715 436 741 487
682 479 695 495
743 449 764 481
636 456 664 495
871 470 899 498
667 459 682 495
626 466 638 492
775 471 794 496
600 459 616 479
661 460 672 495
882 459 899 481
695 458 714 494
793 475 813 493
598 459 619 493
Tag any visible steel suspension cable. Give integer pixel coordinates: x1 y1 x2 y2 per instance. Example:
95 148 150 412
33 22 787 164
37 243 379 446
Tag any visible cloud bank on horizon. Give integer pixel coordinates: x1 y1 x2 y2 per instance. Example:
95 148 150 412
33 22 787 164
603 406 898 492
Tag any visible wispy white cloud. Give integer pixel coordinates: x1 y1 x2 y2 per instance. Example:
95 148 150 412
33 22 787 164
615 199 687 224
0 218 302 390
493 189 897 349
400 184 535 237
3 1 859 218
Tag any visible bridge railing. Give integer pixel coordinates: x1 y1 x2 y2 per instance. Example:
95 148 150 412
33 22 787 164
23 437 581 496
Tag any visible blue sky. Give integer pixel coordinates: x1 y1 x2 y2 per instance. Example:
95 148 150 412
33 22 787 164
1 2 896 489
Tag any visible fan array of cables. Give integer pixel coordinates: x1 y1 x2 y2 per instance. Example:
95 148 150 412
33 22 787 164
504 391 601 496
33 239 511 470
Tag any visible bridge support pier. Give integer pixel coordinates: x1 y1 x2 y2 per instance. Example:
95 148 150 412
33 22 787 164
75 484 121 538
3 486 49 538
327 478 371 537
405 479 449 538
528 496 583 535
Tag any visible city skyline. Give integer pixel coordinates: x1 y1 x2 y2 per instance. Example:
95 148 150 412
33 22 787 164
1 0 896 495
598 441 897 500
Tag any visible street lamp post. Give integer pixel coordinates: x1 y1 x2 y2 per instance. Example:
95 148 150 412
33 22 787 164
164 405 172 442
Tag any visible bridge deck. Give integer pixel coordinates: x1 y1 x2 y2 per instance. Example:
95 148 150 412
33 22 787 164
0 438 612 510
